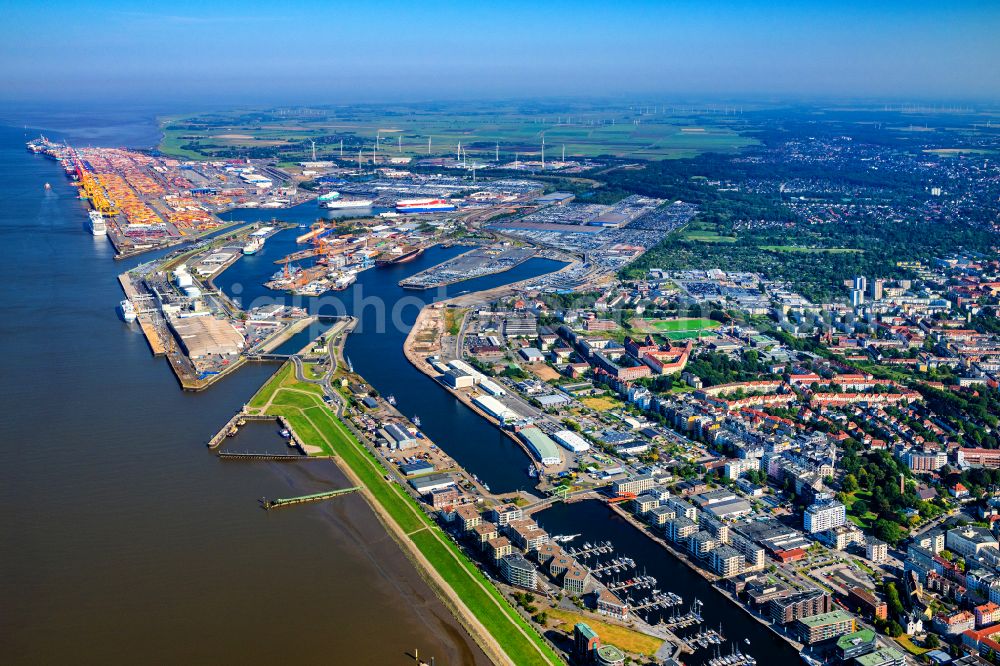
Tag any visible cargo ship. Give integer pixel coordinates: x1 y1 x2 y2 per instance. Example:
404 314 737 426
119 299 137 322
319 193 374 210
88 211 107 236
395 198 456 213
243 236 264 255
376 245 424 266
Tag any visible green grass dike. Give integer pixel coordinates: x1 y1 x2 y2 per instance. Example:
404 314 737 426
246 363 564 666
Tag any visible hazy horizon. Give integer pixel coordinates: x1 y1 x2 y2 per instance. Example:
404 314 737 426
2 1 999 105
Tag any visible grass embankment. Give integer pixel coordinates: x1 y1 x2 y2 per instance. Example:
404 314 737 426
546 608 662 656
249 364 563 666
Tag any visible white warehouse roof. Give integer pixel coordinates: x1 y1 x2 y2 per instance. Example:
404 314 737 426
553 429 590 452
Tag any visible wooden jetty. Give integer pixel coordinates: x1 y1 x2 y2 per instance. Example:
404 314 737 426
260 486 361 510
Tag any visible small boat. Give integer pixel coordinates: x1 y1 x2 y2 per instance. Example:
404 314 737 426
412 415 421 427
44 182 52 190
279 428 291 438
387 395 397 406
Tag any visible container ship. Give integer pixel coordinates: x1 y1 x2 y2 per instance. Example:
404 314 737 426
376 245 424 266
88 211 107 236
395 198 456 213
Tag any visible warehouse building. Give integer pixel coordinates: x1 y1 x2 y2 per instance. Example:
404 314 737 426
442 368 476 389
410 473 455 495
382 422 419 450
169 314 245 358
517 426 562 466
473 394 519 422
553 429 591 452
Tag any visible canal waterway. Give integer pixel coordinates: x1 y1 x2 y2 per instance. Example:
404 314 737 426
212 213 564 493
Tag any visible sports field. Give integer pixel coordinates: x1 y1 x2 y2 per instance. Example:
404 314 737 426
632 317 721 340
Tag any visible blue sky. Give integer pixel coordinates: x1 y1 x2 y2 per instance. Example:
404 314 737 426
1 0 998 103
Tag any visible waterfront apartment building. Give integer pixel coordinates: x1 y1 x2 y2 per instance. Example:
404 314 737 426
612 474 655 497
562 567 590 596
804 499 847 533
574 623 600 663
688 531 718 559
796 609 856 644
768 589 832 625
710 545 746 577
665 496 698 521
486 536 513 562
665 517 699 544
490 503 523 526
729 532 767 570
596 588 629 620
472 521 499 547
456 505 482 532
500 553 537 589
508 522 549 552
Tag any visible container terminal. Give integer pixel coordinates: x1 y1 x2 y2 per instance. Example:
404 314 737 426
27 136 313 259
